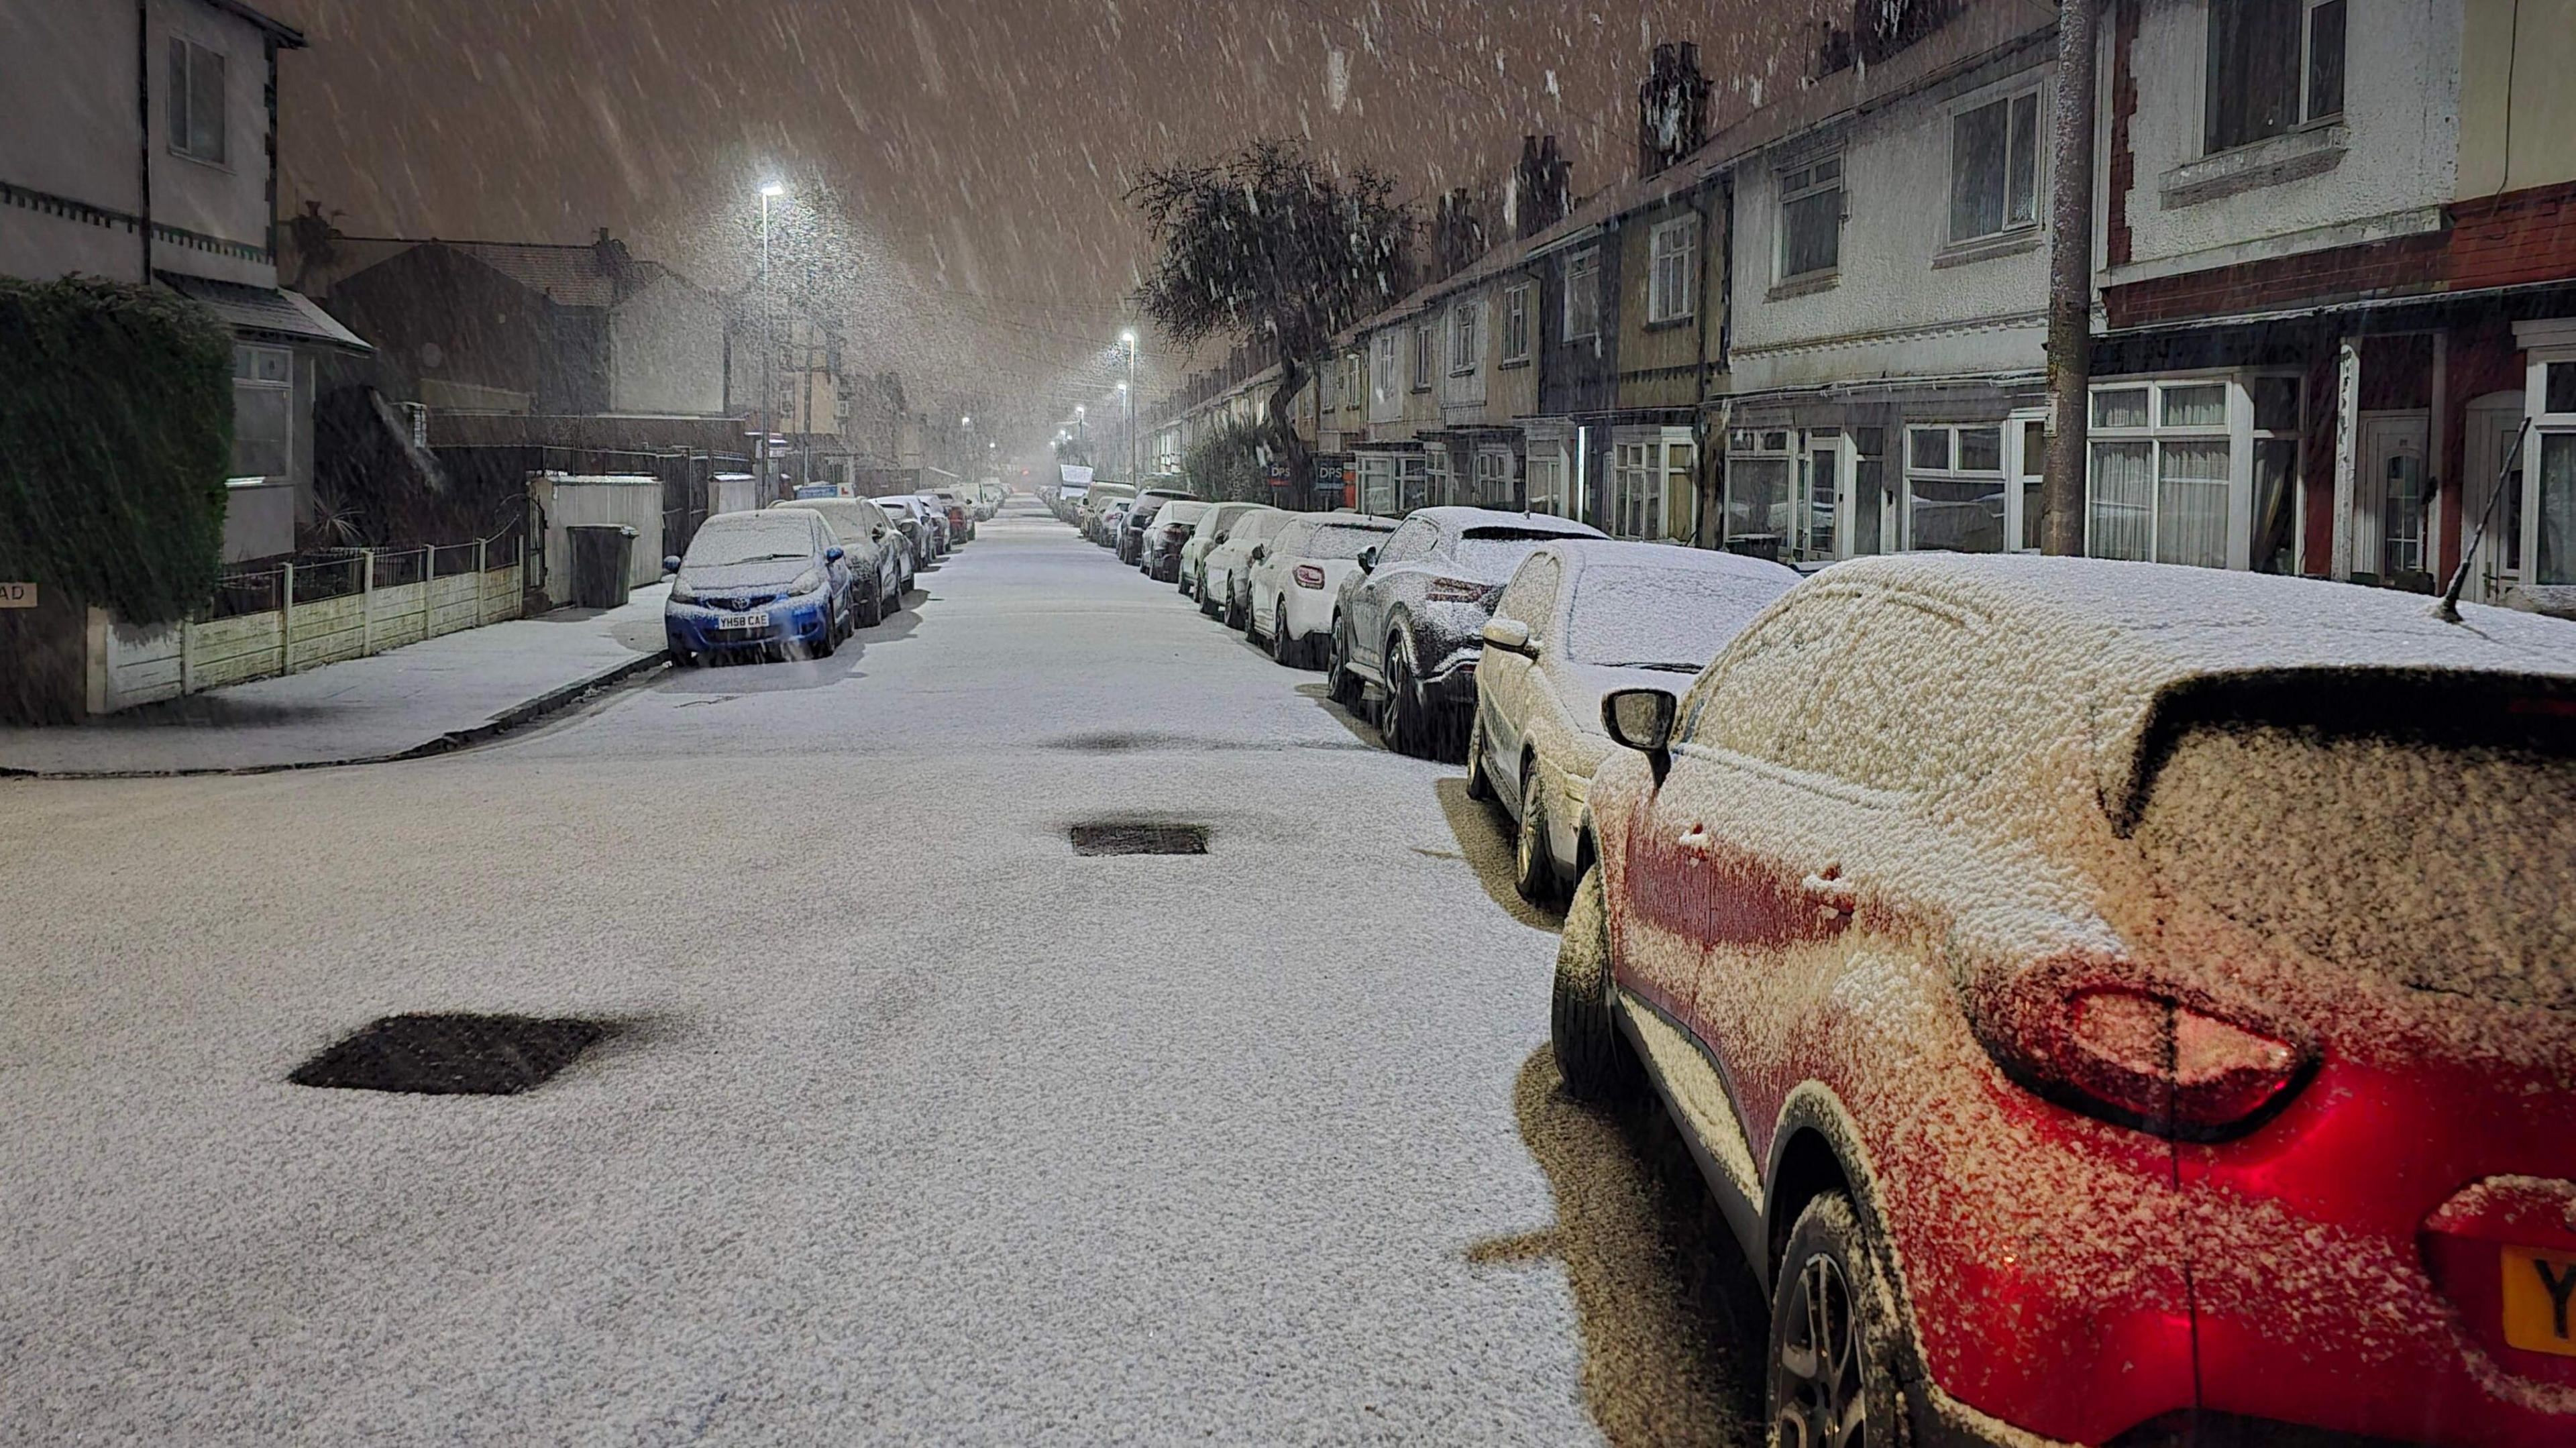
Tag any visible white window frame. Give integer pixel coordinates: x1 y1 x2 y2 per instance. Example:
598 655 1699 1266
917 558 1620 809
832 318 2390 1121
1448 301 1481 377
1412 322 1436 394
1609 428 1697 544
1902 423 2012 555
2084 372 2283 571
1562 247 1602 342
231 343 293 480
1341 352 1361 414
1776 154 1844 283
1725 428 1796 556
1648 215 1699 325
1473 447 1514 506
168 35 228 166
1946 84 2043 246
1525 433 1572 518
2205 0 2347 156
1501 283 1532 363
2515 322 2576 590
1370 333 1402 422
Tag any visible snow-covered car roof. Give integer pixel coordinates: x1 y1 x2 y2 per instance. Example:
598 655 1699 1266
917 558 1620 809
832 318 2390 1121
1543 539 1801 584
1827 553 2576 828
1407 506 1603 539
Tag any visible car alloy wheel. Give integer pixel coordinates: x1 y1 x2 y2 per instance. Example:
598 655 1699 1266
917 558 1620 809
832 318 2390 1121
1514 765 1555 903
1768 1194 1900 1448
1383 640 1424 757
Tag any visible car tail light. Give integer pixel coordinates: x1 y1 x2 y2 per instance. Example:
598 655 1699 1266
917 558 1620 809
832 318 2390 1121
1293 564 1326 589
1976 975 2312 1141
1426 575 1489 604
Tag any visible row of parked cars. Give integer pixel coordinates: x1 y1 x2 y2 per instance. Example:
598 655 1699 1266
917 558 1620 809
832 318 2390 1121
659 489 981 665
1066 488 2576 1448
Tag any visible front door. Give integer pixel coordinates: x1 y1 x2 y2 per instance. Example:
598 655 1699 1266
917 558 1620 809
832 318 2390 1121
2354 413 2431 585
2461 394 2528 604
1799 430 1842 562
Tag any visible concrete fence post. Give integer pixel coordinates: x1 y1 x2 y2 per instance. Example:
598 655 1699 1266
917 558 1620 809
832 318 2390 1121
361 549 377 654
180 613 195 695
278 562 295 676
421 546 435 638
476 539 489 623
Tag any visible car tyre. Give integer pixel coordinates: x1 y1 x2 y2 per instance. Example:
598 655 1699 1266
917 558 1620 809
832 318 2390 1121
1222 585 1245 632
856 580 883 629
669 646 701 668
1383 634 1431 758
1551 864 1639 1102
1465 718 1495 800
1270 602 1298 667
1328 618 1366 708
1514 763 1558 903
1768 1192 1904 1448
1198 573 1220 618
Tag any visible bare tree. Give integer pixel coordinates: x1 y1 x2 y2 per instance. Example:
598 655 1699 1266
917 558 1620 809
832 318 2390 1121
1130 140 1409 488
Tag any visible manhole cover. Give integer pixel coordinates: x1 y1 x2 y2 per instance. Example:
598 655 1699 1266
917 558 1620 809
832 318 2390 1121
1069 822 1210 856
289 1013 606 1095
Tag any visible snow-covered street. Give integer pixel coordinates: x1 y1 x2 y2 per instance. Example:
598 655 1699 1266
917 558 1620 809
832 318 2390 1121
0 498 1756 1445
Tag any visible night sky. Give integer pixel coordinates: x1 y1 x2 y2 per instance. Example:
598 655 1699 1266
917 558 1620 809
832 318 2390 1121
260 0 1831 433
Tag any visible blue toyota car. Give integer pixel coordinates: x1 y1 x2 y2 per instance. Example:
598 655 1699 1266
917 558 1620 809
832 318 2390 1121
663 510 854 665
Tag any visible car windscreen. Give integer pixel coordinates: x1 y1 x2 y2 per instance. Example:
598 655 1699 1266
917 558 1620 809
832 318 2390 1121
1564 566 1792 670
1454 527 1590 577
1161 502 1212 527
684 516 817 567
1294 522 1395 562
2131 677 2576 1010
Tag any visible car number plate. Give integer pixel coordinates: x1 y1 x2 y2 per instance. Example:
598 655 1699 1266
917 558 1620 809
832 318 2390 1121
2501 1244 2576 1357
717 611 769 632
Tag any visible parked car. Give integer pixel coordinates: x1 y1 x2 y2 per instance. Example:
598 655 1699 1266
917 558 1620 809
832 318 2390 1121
1137 499 1212 581
1242 512 1399 669
1326 507 1603 761
1079 482 1137 541
873 496 945 561
1555 553 2576 1448
864 499 924 590
768 497 903 626
1093 499 1132 548
1466 541 1796 901
1179 502 1272 600
924 492 973 545
1118 488 1197 565
1201 506 1295 626
662 509 854 665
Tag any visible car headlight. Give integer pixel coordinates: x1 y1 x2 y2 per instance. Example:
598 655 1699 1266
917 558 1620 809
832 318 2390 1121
790 568 824 596
670 580 698 603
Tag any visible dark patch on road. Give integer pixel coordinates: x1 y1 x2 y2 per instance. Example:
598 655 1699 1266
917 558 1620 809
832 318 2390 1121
1070 822 1210 856
1042 729 1374 755
1495 1047 1770 1447
1434 777 1566 931
289 1013 609 1095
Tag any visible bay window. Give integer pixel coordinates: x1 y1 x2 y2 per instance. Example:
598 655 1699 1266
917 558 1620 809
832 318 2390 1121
2085 375 2299 571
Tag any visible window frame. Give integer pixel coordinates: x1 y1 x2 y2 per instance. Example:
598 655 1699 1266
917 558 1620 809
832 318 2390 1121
1946 84 2043 246
168 35 229 167
230 343 293 480
1562 247 1603 343
1903 423 2011 555
2204 0 2347 157
1501 284 1532 364
1647 215 1699 325
2083 372 2297 572
1776 154 1845 283
1411 321 1436 394
1448 300 1481 378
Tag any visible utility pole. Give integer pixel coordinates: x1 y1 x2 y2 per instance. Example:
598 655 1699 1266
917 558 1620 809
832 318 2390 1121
758 182 784 494
2041 0 2098 557
1121 330 1140 484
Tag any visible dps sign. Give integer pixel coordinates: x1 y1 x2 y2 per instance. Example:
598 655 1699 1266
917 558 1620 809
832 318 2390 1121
0 582 35 609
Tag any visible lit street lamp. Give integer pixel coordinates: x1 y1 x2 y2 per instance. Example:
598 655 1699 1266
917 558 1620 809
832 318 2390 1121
1119 330 1140 486
759 180 786 492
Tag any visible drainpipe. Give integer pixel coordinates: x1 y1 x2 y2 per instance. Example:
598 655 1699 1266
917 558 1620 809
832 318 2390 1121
136 0 152 281
2041 0 2100 556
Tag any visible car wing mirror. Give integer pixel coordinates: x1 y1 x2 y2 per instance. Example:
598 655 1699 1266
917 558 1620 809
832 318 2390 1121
1250 545 1268 562
871 525 888 541
661 554 683 575
1212 533 1228 545
1356 547 1379 573
1480 618 1534 655
825 545 846 563
1601 688 1678 783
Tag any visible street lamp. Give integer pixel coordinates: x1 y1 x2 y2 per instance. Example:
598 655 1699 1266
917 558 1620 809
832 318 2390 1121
758 180 787 493
1119 331 1140 485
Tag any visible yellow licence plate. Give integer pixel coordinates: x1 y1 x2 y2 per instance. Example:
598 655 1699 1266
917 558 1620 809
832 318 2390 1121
2501 1245 2576 1357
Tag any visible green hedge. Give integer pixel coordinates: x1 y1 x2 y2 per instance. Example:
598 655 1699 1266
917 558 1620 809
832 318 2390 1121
0 276 233 625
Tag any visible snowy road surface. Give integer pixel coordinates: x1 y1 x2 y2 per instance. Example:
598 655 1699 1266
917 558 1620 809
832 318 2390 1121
0 501 1761 1445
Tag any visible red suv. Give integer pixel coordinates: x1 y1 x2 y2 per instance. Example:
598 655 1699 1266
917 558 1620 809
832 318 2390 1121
1556 555 2576 1447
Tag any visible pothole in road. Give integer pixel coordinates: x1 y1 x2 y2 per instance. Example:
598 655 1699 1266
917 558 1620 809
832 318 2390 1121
1069 822 1210 856
288 1013 608 1095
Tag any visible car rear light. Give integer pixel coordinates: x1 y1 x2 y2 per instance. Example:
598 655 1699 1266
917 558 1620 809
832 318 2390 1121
1976 974 2312 1141
1293 564 1326 589
1426 575 1489 603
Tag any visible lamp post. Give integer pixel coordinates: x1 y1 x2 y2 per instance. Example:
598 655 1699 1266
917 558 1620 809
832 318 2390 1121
759 181 786 493
1120 329 1140 484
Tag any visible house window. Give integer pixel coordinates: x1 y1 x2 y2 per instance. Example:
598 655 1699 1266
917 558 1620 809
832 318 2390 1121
2087 378 2245 571
1907 425 2008 553
1611 435 1697 543
1725 429 1794 555
1341 352 1361 413
1526 439 1570 516
1950 89 2040 243
1474 448 1513 506
1501 284 1532 363
1800 429 1841 561
2207 0 2346 154
1371 334 1400 415
168 37 227 165
1413 323 1436 392
1449 302 1481 376
1648 215 1699 324
1778 156 1843 281
231 344 292 478
1426 444 1454 505
1563 248 1602 341
2019 420 2048 550
2532 359 2576 586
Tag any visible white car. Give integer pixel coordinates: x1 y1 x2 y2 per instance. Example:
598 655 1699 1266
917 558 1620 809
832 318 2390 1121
767 497 905 626
1200 506 1295 627
1468 540 1799 900
1179 502 1273 601
1242 513 1399 669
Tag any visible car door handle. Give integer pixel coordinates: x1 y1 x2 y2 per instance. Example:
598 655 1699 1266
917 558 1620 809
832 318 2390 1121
1801 873 1857 915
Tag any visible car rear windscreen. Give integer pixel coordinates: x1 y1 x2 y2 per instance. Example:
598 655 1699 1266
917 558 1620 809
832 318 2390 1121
1297 523 1395 561
1563 567 1790 669
2131 675 2576 1009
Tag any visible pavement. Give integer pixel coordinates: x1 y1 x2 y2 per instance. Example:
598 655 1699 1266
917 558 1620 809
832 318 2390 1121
0 585 677 777
0 502 1756 1445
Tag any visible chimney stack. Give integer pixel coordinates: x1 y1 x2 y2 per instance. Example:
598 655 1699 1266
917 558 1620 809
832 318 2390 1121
1513 135 1573 239
1638 42 1711 178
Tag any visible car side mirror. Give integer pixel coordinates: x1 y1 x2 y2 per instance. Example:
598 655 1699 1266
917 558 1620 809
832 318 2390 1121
1251 545 1269 563
1212 533 1228 545
871 525 888 541
825 546 846 563
1480 618 1534 655
1602 689 1678 781
661 555 683 575
1356 547 1379 573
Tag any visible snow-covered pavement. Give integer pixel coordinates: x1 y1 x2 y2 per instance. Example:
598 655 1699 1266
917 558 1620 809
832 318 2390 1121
0 502 1752 1443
